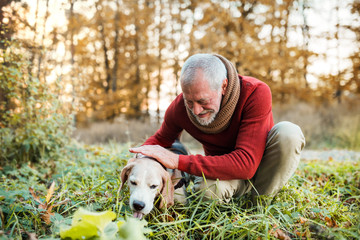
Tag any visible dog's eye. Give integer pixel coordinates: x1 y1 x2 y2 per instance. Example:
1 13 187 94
150 184 158 189
130 181 137 186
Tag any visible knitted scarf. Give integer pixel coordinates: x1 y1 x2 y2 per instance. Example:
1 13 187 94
186 54 241 134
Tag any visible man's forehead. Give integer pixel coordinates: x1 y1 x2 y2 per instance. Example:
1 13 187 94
182 83 217 101
182 81 211 94
183 95 210 102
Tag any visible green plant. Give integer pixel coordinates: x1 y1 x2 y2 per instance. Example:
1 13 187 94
0 39 73 166
1 142 358 239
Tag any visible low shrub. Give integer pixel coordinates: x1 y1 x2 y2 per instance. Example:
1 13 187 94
0 40 73 167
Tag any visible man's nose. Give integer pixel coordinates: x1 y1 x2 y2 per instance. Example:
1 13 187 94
193 102 204 115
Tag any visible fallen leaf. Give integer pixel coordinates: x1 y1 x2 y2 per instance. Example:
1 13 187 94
45 181 56 203
29 187 43 205
325 216 338 228
41 211 55 225
29 183 69 225
269 225 291 240
295 229 304 237
299 216 308 224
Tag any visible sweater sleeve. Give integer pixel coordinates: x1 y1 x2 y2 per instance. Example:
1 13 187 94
178 83 273 180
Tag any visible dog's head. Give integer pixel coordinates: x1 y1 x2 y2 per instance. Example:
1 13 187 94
120 158 175 219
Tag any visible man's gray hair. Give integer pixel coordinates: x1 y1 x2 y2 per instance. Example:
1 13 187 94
180 54 227 90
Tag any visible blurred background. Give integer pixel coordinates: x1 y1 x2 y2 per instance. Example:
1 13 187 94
1 0 359 150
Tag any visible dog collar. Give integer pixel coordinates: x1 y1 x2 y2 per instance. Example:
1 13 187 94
174 177 186 190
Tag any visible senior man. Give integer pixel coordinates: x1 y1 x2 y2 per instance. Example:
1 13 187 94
130 53 305 201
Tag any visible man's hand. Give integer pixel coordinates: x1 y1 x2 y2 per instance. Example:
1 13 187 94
129 145 179 169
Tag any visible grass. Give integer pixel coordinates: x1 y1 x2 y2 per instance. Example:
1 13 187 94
0 142 359 239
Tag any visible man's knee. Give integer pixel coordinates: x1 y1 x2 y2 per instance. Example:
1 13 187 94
269 121 305 155
253 121 305 196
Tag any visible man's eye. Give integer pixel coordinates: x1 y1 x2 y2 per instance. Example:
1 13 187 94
130 181 137 186
150 184 158 189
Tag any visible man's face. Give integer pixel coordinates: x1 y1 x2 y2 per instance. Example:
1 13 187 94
181 70 226 126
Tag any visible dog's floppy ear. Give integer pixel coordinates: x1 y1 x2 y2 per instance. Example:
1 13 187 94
159 169 175 209
120 160 136 190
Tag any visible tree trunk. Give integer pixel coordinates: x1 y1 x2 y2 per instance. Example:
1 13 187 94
69 0 77 124
0 0 13 49
27 0 40 76
37 0 50 81
301 0 310 89
96 0 111 93
156 0 163 123
111 0 121 93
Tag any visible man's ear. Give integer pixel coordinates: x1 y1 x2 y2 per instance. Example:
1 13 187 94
159 169 174 209
119 160 136 190
222 78 228 95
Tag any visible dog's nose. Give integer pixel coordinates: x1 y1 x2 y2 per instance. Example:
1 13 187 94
133 200 145 211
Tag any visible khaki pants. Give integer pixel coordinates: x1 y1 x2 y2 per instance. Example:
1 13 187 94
192 121 306 201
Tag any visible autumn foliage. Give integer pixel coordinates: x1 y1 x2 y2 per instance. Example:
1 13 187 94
0 0 359 125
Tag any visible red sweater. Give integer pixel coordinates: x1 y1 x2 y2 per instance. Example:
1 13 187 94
143 76 274 180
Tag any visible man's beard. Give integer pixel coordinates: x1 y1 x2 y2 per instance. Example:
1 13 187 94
190 109 218 126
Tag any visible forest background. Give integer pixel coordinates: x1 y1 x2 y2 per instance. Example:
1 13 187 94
1 0 360 151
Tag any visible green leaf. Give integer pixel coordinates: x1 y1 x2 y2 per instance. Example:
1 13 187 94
60 208 116 240
102 222 118 240
118 218 150 240
60 219 98 240
72 208 116 231
59 208 151 240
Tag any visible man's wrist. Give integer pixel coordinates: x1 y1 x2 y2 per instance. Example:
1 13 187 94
173 154 180 169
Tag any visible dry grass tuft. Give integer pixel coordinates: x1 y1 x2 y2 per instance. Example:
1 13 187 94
274 99 360 150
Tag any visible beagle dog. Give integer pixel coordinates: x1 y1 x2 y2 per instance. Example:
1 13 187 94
120 142 188 219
